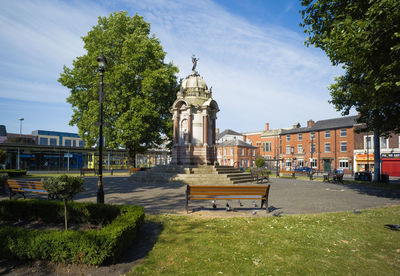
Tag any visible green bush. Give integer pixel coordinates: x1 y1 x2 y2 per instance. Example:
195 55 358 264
0 200 144 265
255 157 265 168
0 170 27 177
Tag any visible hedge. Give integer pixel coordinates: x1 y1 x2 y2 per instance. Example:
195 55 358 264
0 170 27 177
0 200 145 265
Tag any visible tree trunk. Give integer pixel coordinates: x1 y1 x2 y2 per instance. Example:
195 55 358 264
64 199 68 231
373 130 381 182
126 146 136 168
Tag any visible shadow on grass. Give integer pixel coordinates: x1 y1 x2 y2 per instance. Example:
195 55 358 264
118 218 164 266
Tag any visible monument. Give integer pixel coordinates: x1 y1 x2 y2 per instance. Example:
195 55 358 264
170 56 219 165
131 57 253 185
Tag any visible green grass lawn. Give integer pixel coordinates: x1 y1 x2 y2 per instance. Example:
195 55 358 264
132 206 400 275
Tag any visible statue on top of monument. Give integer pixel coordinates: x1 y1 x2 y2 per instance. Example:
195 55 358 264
191 55 199 73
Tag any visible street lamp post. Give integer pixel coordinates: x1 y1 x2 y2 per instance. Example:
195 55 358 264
17 118 24 170
96 52 107 204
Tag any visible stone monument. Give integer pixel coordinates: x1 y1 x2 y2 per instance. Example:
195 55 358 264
171 56 219 165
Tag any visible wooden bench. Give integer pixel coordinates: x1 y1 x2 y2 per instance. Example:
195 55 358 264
250 169 269 183
80 168 98 176
323 172 344 184
7 180 55 200
185 185 271 213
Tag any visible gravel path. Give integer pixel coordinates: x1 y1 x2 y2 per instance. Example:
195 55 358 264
73 176 400 216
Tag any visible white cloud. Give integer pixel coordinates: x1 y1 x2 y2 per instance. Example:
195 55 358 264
0 0 349 134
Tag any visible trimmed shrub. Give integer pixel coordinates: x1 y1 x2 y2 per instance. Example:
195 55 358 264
255 157 265 168
0 200 144 265
0 170 27 177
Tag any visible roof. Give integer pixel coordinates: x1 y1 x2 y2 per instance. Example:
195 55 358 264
216 129 242 140
311 115 358 131
217 139 256 148
281 115 358 135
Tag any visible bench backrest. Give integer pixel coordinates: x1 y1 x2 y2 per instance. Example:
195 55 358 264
7 180 48 194
187 185 270 200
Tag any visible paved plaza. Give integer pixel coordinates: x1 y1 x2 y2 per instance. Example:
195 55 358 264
71 176 400 216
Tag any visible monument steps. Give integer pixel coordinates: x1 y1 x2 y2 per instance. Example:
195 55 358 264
130 165 255 185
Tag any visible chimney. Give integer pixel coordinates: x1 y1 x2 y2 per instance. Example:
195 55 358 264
216 128 220 135
265 123 269 131
307 119 315 127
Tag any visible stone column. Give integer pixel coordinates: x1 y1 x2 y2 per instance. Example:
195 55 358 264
173 113 179 144
203 115 208 145
187 114 192 144
212 117 216 145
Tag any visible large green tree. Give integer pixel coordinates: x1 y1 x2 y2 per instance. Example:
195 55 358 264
59 12 179 166
301 0 400 180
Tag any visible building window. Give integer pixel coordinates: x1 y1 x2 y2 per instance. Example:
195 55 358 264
380 137 388 149
365 136 372 149
298 145 303 153
218 149 221 156
339 160 349 168
340 142 347 152
286 135 291 142
230 149 234 156
79 140 85 147
325 143 331 153
65 139 71 147
310 132 316 139
241 148 244 155
73 140 76 147
263 142 271 152
310 158 317 168
340 129 347 137
286 146 291 154
298 159 304 167
252 150 255 156
285 159 292 167
298 133 302 141
310 143 316 153
325 131 331 138
49 138 57 146
39 137 48 145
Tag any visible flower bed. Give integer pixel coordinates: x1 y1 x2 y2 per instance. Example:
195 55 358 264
0 200 144 265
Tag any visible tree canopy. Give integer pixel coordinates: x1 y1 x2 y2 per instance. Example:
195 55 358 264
59 11 179 164
301 0 400 135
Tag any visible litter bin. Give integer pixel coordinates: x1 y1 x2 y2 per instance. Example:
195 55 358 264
381 173 389 183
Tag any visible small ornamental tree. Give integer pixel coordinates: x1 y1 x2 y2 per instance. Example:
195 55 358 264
255 157 265 168
42 175 84 230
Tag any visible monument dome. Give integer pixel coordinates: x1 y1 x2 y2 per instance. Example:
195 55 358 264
181 74 208 91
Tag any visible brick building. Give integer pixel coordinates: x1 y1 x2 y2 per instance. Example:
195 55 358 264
353 125 400 175
217 139 257 168
280 116 357 174
216 129 256 168
243 123 285 160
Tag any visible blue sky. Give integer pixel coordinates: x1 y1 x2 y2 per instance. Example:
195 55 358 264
0 0 353 135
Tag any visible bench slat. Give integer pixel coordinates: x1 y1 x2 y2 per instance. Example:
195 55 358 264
7 180 49 199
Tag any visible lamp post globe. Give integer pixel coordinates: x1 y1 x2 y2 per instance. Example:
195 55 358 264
96 52 107 204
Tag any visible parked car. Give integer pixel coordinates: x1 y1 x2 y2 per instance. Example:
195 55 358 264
294 167 312 173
